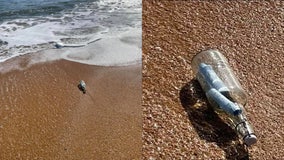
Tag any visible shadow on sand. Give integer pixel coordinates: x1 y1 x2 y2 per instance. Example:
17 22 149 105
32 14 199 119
179 79 249 160
77 84 86 94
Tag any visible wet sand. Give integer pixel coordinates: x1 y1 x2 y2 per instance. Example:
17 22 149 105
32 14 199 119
143 1 283 159
0 55 141 159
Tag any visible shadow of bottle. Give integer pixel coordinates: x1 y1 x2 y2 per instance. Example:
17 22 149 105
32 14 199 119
78 84 86 94
179 79 249 160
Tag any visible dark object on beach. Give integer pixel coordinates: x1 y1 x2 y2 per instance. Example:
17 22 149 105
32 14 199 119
78 80 86 94
55 42 64 49
0 40 8 45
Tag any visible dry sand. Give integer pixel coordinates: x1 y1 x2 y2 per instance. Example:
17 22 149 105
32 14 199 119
143 1 283 159
0 54 141 159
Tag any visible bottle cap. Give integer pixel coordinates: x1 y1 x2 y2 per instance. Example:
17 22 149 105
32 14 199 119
244 134 257 146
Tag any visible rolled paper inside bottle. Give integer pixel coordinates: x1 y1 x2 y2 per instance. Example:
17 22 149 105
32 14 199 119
198 63 229 93
206 88 242 116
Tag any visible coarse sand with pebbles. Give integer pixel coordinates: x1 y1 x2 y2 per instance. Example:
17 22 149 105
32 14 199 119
143 1 283 159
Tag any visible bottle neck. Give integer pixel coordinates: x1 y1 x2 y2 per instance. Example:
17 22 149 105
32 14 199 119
234 111 257 146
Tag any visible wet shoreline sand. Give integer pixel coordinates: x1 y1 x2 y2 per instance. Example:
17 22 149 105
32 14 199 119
143 1 283 159
0 54 141 159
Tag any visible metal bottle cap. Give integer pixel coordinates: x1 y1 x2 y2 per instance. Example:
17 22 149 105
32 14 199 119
244 134 257 146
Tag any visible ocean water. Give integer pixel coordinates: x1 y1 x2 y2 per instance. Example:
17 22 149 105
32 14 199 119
0 0 141 66
0 0 90 22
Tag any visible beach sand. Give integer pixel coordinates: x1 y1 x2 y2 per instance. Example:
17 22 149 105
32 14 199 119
143 1 283 159
0 54 141 159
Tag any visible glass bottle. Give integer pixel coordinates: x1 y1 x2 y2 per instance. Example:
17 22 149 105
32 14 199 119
191 49 257 146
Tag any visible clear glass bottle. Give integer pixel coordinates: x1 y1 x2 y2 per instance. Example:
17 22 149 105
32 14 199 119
191 49 257 146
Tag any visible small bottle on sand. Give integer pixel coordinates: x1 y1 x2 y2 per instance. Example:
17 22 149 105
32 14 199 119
191 49 257 146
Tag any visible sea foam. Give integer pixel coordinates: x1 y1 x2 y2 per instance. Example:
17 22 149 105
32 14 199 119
31 28 141 66
0 0 141 67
